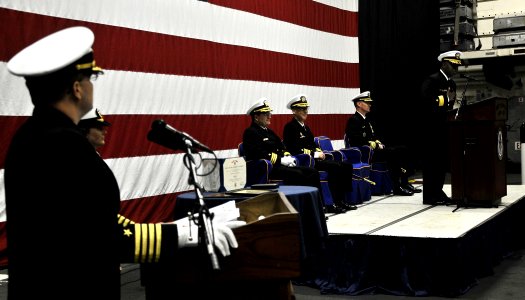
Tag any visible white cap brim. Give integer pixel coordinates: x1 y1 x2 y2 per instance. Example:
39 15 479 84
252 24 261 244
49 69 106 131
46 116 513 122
7 26 94 76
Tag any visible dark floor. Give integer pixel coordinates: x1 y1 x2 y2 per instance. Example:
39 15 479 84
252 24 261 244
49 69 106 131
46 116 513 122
1 169 524 299
122 247 525 299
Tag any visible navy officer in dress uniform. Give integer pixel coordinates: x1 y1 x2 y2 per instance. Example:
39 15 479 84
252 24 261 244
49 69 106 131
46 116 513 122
4 26 238 300
419 50 462 205
345 91 420 196
282 94 356 213
242 98 323 194
78 108 111 152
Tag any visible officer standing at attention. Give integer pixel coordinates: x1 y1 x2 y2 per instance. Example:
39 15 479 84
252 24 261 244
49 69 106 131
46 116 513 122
282 94 357 213
4 26 239 299
345 91 420 196
420 50 462 205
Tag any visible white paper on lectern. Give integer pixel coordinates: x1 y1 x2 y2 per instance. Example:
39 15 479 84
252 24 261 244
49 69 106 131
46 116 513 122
173 200 240 225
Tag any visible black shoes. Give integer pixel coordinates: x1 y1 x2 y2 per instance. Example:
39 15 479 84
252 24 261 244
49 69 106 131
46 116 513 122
325 204 346 214
339 202 358 211
404 183 422 193
423 192 453 205
393 186 414 196
324 202 357 214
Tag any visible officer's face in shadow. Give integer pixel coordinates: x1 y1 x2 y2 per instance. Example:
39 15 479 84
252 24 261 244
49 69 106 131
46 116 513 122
442 61 460 77
255 112 272 127
292 107 308 122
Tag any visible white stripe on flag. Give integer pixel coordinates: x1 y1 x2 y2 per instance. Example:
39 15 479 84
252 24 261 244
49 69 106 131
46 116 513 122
0 65 358 116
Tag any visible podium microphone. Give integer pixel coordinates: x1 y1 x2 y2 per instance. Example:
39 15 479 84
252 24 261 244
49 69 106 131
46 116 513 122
460 74 477 81
147 119 213 153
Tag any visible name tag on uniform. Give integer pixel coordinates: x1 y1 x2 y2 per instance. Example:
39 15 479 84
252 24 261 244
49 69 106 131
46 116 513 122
263 138 269 141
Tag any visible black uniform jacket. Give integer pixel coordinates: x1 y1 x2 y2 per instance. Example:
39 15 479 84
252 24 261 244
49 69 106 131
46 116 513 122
345 112 377 147
242 122 289 166
420 70 456 125
282 118 321 156
4 106 179 299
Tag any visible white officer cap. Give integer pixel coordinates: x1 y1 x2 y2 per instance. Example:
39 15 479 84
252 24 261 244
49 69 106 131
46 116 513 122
247 97 273 115
7 26 103 77
437 50 462 65
79 108 111 128
287 94 310 109
351 91 373 103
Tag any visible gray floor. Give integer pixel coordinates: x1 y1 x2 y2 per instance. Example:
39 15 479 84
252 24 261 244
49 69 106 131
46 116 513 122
1 171 524 299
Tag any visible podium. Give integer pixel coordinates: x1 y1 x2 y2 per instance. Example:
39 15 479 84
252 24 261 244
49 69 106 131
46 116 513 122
141 192 301 299
448 97 508 207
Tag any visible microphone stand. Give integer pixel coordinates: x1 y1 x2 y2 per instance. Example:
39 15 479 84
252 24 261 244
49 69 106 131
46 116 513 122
183 138 220 270
454 76 470 120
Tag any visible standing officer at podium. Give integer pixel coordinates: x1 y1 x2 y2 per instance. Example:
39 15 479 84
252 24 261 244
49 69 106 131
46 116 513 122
420 50 463 205
4 26 238 299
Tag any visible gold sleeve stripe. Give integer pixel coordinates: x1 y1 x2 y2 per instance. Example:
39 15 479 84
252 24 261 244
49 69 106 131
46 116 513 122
270 153 277 164
134 224 141 263
315 148 321 152
303 149 311 155
148 224 155 263
118 215 126 224
155 224 162 262
141 224 148 263
133 223 161 263
284 151 291 156
117 214 135 226
438 95 445 107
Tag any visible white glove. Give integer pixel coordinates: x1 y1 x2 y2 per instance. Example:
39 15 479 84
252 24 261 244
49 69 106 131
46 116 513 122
314 151 325 160
280 156 296 167
177 220 244 257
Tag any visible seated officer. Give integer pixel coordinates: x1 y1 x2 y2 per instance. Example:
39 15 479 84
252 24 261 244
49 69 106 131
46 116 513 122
283 94 356 213
242 98 323 197
345 91 420 196
78 108 111 152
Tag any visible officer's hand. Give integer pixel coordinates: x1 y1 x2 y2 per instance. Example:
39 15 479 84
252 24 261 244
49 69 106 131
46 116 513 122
280 156 296 167
177 220 243 256
314 151 325 160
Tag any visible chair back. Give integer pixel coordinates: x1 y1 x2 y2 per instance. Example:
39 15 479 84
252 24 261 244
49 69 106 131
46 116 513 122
238 142 245 157
315 136 335 151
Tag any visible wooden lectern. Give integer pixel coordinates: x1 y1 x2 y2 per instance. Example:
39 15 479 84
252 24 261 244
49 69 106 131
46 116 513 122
448 97 507 207
141 192 301 300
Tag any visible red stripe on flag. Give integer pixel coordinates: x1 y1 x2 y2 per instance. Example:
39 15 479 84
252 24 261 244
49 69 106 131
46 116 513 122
0 8 359 88
119 193 180 223
209 0 358 37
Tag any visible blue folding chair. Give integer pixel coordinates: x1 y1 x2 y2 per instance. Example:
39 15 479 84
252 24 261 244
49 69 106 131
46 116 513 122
238 142 336 206
315 136 372 204
344 134 392 196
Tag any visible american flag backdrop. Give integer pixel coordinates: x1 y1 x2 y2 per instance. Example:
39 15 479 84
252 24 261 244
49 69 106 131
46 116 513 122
0 0 360 266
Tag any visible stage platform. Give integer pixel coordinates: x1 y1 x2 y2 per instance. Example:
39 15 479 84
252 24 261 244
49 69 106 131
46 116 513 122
309 183 525 297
